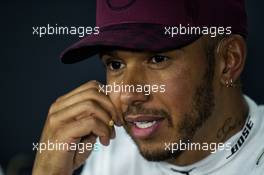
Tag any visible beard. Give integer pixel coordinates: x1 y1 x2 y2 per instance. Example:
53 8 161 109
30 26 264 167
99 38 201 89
122 59 215 162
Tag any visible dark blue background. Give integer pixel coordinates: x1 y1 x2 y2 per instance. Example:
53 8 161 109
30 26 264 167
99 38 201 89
0 0 263 174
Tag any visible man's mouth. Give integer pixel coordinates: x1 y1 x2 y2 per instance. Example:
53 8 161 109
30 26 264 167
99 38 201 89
125 115 165 139
134 120 157 128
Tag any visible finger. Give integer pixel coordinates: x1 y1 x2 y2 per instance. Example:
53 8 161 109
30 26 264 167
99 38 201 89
59 117 112 146
50 88 121 125
49 100 113 129
73 135 97 170
56 80 102 102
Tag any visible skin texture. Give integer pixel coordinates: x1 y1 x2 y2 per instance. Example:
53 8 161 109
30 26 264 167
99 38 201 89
33 35 248 174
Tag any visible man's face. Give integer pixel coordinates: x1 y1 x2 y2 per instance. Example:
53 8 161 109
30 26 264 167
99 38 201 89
101 37 216 161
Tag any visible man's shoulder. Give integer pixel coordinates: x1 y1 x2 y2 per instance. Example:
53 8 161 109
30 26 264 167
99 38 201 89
255 103 264 166
245 95 264 134
245 98 264 173
254 102 264 135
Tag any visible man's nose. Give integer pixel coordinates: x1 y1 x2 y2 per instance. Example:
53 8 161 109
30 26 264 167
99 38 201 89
120 88 149 106
120 73 149 106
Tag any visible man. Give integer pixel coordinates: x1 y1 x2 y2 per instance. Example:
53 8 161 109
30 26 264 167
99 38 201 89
33 0 264 174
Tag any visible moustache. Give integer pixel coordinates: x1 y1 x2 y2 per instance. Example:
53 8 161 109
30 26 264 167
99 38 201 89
123 104 170 119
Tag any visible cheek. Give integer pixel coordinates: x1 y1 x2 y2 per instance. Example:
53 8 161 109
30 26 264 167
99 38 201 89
157 57 207 119
106 77 121 109
161 77 194 116
156 67 202 124
109 91 122 110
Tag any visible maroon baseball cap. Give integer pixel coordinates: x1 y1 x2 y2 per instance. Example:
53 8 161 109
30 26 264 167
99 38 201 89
61 0 247 64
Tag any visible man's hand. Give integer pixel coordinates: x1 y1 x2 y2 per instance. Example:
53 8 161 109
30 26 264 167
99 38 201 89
32 80 121 175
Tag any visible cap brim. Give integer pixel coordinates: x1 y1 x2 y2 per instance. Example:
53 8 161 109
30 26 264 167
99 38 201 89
60 23 200 64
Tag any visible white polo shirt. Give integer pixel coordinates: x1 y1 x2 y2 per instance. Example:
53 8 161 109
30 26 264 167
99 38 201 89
81 96 264 175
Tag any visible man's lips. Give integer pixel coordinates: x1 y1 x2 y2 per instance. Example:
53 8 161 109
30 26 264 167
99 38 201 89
125 115 165 139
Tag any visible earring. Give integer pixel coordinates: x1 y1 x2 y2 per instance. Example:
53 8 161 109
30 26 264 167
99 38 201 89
225 79 233 88
225 80 229 87
230 79 233 87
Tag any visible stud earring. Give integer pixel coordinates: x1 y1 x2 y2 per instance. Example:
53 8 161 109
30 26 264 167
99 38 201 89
225 79 233 88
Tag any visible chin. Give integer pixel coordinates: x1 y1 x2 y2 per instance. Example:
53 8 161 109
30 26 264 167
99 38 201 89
136 138 184 161
125 128 184 161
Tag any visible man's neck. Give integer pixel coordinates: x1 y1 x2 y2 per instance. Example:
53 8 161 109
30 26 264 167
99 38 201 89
168 90 249 166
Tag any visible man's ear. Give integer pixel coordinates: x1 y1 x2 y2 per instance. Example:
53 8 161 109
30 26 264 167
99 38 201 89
216 35 247 86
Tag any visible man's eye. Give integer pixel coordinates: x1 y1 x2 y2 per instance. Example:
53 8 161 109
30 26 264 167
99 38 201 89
106 60 125 71
149 55 169 64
